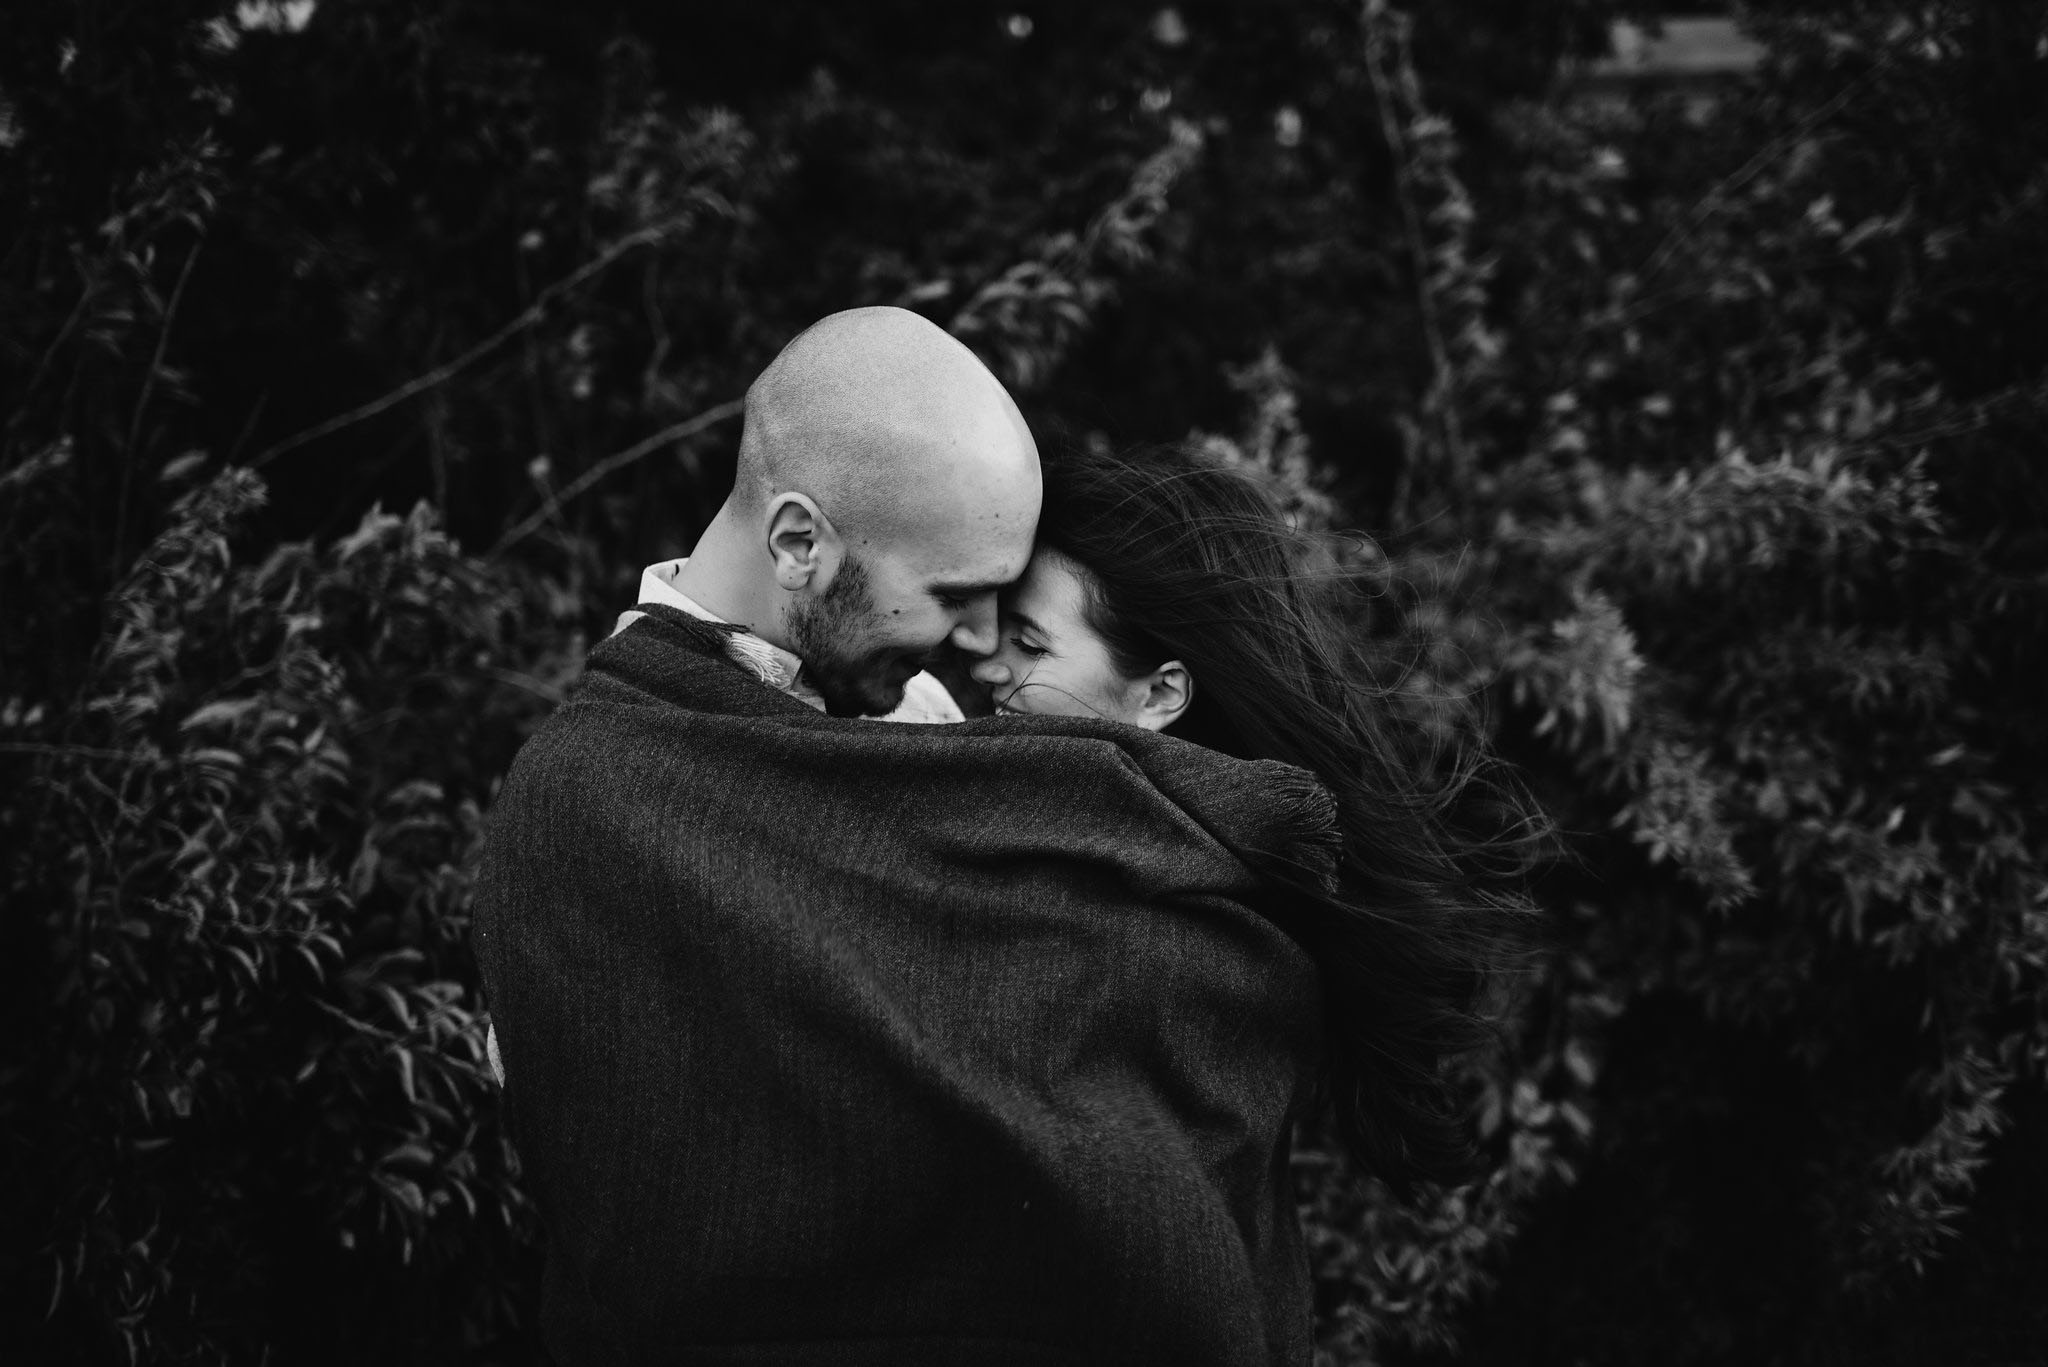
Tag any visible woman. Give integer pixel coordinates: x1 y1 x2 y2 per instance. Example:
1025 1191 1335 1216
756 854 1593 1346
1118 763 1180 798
973 441 1544 1188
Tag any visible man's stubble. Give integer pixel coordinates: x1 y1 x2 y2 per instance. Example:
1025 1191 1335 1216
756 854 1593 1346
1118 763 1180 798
786 556 913 718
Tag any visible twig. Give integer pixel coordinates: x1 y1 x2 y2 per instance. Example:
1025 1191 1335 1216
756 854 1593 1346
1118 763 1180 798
125 237 204 458
226 390 270 465
488 397 746 558
638 257 672 409
483 666 567 705
1360 0 1467 519
1638 57 1889 284
0 742 145 762
1870 372 2048 451
248 217 695 470
3 271 96 440
1362 4 1449 399
111 236 205 578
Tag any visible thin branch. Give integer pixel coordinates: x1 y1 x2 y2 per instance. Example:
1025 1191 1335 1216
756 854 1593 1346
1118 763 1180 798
488 397 746 558
483 666 567 705
2 267 97 440
248 217 695 470
1872 372 2048 451
1361 0 1466 520
1363 5 1449 395
126 236 204 458
110 236 206 579
0 742 146 762
226 390 271 465
1638 57 1890 284
638 256 673 409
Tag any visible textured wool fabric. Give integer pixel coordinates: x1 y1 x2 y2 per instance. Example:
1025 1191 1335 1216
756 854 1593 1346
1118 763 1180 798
474 604 1333 1366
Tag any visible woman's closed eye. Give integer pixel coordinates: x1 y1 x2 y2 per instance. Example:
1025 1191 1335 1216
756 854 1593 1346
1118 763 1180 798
1008 636 1049 658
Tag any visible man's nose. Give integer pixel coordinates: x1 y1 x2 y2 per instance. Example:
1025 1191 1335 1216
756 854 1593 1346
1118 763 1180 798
949 597 1000 657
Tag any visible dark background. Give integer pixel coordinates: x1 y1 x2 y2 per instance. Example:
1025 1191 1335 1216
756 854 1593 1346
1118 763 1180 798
4 1 2046 1363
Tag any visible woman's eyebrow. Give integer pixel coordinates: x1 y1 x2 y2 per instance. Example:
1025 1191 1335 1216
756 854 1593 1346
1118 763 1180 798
1006 609 1046 636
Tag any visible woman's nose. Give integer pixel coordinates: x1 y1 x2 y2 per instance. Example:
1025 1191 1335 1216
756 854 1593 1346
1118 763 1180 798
969 657 1012 687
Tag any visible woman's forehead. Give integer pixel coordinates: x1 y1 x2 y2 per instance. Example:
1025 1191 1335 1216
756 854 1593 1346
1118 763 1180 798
1009 547 1092 622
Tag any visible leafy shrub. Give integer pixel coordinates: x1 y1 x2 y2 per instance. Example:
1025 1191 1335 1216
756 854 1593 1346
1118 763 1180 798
1272 2 2048 1360
7 1 2046 1363
0 468 576 1363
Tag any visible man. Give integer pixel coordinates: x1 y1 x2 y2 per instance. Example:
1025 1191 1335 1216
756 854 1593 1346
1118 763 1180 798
622 305 1040 722
480 304 1033 1079
476 308 1320 1366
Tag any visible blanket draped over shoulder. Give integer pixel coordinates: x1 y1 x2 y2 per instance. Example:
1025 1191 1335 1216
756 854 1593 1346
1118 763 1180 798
474 605 1336 1367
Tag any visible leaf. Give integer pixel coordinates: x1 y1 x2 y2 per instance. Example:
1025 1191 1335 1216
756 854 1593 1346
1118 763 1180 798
158 451 209 484
221 944 260 986
179 698 258 731
385 1177 425 1216
383 1140 434 1171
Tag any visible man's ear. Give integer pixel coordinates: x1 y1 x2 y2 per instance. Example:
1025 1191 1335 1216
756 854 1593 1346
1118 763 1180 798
1131 660 1193 733
764 493 842 593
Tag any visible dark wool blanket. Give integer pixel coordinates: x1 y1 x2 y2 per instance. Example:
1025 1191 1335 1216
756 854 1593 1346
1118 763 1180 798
474 605 1334 1367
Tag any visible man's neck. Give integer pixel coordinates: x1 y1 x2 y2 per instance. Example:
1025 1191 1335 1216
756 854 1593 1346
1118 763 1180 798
669 511 792 650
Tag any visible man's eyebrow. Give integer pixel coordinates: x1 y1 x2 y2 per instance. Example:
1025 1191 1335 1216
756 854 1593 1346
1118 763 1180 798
929 579 1011 598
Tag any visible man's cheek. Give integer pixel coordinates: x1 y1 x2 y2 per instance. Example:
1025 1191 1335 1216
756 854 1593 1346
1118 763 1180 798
878 610 940 651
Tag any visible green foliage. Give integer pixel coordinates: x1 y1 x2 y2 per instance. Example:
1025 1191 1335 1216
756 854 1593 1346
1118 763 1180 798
6 0 2047 1362
0 470 573 1361
1301 1 2048 1359
1213 2 2048 1358
1485 14 2045 1284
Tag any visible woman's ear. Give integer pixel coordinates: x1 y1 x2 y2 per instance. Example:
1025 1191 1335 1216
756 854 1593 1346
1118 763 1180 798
765 493 842 592
1131 660 1193 733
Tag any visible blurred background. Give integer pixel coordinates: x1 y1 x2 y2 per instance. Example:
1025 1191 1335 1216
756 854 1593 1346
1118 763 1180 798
4 1 2046 1362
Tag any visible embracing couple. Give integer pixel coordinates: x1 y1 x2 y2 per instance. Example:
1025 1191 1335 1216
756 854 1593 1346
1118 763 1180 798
475 308 1534 1366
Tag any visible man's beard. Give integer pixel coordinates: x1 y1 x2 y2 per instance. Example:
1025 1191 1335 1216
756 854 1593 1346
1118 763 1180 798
785 557 923 717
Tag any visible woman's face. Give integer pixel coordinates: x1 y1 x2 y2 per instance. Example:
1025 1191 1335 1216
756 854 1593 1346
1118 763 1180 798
969 548 1187 729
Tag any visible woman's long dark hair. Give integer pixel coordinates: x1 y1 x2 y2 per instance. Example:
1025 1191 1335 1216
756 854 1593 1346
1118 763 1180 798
1037 441 1545 1191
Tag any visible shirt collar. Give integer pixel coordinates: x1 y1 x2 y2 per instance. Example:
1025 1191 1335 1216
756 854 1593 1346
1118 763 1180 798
633 558 965 724
637 558 813 698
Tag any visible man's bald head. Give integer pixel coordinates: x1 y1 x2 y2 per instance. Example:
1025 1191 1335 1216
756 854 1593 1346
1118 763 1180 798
675 307 1040 716
736 306 1040 548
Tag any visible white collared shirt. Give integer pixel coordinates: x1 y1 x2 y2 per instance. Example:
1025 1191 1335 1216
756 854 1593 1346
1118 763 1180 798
618 558 964 725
